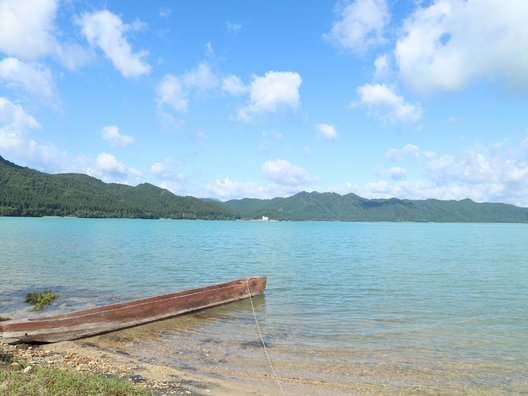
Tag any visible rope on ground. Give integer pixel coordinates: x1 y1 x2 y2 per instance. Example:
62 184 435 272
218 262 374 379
246 280 286 396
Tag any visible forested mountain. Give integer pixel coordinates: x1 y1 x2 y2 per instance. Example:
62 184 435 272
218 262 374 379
224 191 528 222
0 156 235 219
3 155 528 222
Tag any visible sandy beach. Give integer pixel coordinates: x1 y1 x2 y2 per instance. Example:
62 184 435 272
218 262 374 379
1 339 278 396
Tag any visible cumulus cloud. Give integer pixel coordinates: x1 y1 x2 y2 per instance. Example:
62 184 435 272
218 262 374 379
96 152 125 173
0 57 60 109
0 0 58 59
206 178 267 200
395 0 528 94
316 123 338 141
156 62 220 113
325 0 389 53
91 152 129 181
352 83 422 124
262 159 316 186
237 71 302 121
349 140 528 207
150 157 183 181
222 75 248 96
0 96 40 140
373 54 390 80
77 10 150 78
156 75 187 112
205 177 307 201
0 96 65 169
181 62 219 92
101 125 134 148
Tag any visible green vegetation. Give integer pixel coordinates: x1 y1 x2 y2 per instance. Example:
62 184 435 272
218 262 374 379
25 291 59 311
3 155 528 222
0 365 150 396
224 191 528 222
0 317 9 322
0 155 235 219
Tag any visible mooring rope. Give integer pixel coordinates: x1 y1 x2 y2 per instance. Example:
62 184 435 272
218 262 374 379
246 281 286 396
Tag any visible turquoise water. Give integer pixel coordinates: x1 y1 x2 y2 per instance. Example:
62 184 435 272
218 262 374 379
1 217 527 393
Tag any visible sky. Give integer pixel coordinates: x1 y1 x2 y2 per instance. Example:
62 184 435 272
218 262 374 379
1 0 528 206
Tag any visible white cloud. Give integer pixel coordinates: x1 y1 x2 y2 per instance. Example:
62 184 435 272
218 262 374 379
225 21 242 34
325 0 389 53
0 96 65 169
205 177 306 201
205 42 214 57
101 125 134 148
96 152 125 174
316 123 338 141
386 143 435 161
374 54 390 80
181 62 219 92
94 152 127 180
159 8 172 19
395 0 528 94
156 62 219 113
150 157 183 181
77 10 150 78
0 96 40 139
0 57 59 109
0 0 58 59
262 159 316 186
222 75 248 96
386 166 407 180
238 71 302 121
156 74 188 112
353 141 528 207
352 83 422 124
206 178 267 200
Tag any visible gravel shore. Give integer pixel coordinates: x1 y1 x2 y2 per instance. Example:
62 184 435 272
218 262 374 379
1 340 252 395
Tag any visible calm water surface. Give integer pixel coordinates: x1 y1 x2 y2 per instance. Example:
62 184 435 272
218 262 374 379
1 218 527 394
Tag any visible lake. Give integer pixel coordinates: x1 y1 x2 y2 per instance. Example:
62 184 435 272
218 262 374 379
1 217 527 394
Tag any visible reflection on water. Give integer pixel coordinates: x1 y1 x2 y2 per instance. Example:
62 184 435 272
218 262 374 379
1 218 528 394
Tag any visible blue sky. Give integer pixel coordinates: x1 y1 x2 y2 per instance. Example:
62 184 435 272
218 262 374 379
1 0 528 206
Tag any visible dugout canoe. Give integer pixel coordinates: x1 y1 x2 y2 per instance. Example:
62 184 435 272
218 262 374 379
0 276 266 343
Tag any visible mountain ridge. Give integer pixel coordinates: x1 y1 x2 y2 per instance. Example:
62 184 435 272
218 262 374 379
0 155 235 219
2 155 528 222
224 190 528 223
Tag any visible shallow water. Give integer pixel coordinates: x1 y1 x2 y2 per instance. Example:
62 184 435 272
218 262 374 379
1 218 527 393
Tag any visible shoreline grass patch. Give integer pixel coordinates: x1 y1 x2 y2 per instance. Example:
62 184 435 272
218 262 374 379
0 365 150 396
25 291 59 311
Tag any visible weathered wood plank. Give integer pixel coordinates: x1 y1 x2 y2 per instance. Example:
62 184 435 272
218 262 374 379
0 276 266 343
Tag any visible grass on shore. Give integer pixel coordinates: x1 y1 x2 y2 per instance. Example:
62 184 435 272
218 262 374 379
25 291 59 311
0 364 151 396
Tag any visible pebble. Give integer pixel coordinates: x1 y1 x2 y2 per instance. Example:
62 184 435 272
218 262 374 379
1 342 191 395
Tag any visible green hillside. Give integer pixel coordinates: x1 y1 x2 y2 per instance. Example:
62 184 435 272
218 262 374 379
224 191 528 222
0 156 235 219
3 155 528 222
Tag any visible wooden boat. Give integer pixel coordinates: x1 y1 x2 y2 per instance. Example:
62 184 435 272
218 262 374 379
0 276 266 343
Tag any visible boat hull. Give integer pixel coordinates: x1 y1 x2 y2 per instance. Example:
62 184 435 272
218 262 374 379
0 276 266 343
